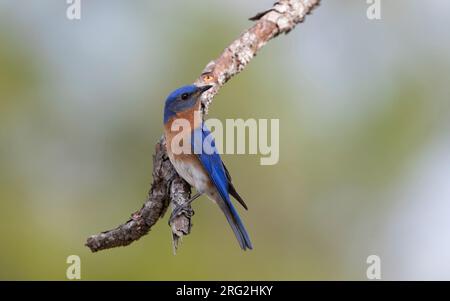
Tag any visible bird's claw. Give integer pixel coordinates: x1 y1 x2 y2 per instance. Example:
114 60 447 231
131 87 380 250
169 204 193 225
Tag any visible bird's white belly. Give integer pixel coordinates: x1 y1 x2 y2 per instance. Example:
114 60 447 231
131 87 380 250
171 157 211 194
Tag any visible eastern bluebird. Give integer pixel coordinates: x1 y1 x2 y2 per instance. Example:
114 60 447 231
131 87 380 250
163 84 253 250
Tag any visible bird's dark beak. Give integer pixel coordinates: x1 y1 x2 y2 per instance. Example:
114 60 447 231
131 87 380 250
197 85 213 94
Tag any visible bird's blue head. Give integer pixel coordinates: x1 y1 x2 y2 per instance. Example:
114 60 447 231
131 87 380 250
163 84 213 124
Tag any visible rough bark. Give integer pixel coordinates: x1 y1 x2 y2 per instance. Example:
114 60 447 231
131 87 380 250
85 0 320 252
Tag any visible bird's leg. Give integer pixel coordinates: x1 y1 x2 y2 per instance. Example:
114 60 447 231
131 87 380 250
169 192 201 222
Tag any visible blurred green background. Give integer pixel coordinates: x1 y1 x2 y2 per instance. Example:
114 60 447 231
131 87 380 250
1 0 450 280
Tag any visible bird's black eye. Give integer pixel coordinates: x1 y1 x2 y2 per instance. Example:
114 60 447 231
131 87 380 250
181 93 189 100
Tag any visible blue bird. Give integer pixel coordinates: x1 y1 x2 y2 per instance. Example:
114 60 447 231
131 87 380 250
163 84 253 250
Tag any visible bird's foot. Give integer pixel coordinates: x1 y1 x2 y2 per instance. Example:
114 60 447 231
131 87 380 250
169 204 194 223
168 192 201 224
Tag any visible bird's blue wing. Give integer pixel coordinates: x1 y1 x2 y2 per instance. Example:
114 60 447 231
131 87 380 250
191 125 253 250
191 126 229 203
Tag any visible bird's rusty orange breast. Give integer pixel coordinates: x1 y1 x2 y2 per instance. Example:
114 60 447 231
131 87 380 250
164 101 202 159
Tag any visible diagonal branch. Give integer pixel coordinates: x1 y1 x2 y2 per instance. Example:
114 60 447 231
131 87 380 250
85 0 320 252
86 139 173 252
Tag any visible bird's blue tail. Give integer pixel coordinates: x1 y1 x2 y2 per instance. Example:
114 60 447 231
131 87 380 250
192 126 252 250
218 199 253 250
